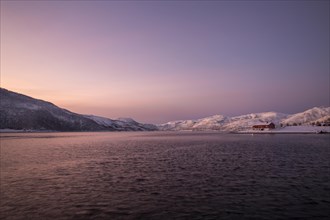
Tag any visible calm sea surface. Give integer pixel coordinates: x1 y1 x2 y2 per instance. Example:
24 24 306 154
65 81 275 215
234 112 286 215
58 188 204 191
0 132 329 219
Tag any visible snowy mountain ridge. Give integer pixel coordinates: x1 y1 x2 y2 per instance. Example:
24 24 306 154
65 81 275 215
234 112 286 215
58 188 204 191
1 88 328 132
158 107 330 131
281 107 330 126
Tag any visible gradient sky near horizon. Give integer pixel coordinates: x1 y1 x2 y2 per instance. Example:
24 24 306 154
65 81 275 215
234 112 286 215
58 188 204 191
1 1 329 123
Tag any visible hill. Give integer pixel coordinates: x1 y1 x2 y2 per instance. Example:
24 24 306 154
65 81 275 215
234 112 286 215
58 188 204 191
0 88 156 132
158 107 330 132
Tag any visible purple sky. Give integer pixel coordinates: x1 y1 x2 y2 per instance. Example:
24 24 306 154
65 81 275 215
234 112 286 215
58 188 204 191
1 1 329 123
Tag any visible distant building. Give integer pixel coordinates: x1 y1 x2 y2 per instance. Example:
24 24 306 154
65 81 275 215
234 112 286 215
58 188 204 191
252 122 275 130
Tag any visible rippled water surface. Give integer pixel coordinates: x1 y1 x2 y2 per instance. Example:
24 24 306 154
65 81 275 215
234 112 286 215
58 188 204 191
1 132 330 219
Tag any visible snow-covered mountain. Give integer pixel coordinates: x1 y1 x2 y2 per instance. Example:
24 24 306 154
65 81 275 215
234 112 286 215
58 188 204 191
2 87 328 132
0 88 157 131
222 112 288 131
281 107 330 126
158 107 330 131
159 115 229 131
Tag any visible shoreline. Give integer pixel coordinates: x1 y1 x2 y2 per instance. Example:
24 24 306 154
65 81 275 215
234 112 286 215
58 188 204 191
1 125 329 134
234 131 329 134
1 130 329 135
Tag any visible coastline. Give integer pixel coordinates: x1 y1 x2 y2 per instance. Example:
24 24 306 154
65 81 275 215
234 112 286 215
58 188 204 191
1 126 329 134
235 125 330 134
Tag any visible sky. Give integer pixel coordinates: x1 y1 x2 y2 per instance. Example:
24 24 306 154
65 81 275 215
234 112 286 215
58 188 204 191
1 0 329 123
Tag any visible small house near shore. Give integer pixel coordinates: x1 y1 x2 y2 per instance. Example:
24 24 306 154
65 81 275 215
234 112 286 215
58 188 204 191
252 122 275 130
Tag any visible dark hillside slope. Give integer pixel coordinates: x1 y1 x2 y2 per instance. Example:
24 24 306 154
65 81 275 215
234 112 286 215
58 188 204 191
0 88 107 131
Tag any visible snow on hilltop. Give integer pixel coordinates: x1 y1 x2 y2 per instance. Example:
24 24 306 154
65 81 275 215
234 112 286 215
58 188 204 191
1 87 328 133
281 107 330 126
159 115 229 131
222 112 288 131
158 112 288 131
158 107 330 132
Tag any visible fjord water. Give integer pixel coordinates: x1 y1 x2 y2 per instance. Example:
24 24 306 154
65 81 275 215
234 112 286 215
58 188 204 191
1 132 329 219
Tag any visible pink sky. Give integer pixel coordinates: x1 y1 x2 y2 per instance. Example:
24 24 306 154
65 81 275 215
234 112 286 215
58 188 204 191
1 1 329 123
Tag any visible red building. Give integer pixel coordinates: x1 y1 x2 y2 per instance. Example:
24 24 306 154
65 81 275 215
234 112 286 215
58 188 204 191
252 122 275 130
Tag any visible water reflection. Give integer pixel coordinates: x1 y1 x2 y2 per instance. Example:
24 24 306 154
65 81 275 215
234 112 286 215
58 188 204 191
1 132 329 219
